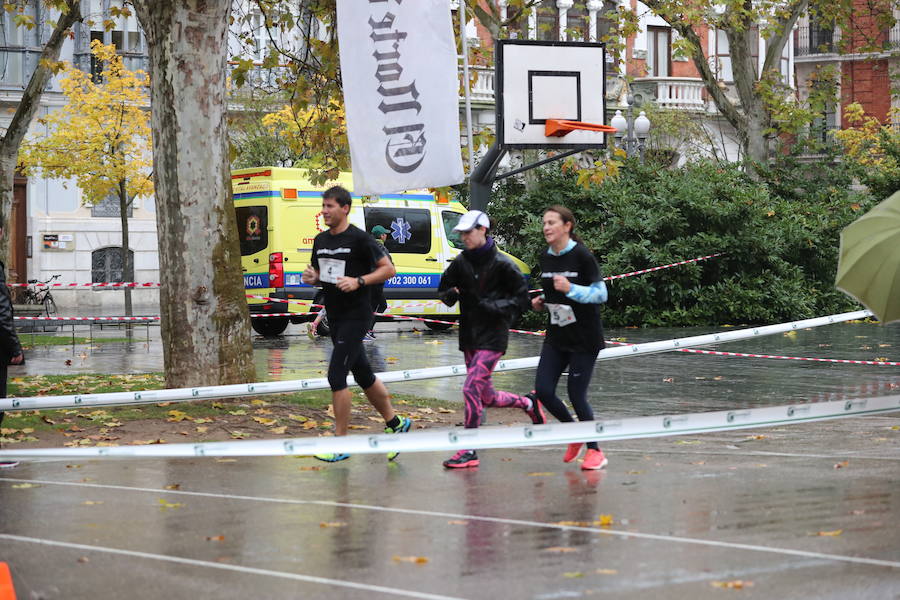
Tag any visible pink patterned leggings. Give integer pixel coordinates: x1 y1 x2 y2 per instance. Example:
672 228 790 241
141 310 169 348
462 349 529 429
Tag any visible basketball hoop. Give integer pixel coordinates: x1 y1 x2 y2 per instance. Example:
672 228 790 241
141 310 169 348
545 119 618 138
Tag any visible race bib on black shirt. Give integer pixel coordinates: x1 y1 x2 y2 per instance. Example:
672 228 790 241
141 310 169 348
540 243 606 354
311 225 383 321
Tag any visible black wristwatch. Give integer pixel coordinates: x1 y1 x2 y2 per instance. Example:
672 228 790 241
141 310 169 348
357 276 366 287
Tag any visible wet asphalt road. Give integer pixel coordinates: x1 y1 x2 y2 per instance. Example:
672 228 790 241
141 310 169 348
2 318 899 598
1 415 899 599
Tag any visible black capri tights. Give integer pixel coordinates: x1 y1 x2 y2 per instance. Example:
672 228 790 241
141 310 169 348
533 343 600 450
327 319 377 392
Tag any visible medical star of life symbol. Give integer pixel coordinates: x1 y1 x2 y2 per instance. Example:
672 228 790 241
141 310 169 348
391 217 411 244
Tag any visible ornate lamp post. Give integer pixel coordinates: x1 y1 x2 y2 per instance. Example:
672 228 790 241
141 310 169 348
610 94 651 162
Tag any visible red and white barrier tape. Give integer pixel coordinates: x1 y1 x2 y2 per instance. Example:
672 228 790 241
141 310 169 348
527 252 725 293
604 340 898 367
6 253 725 291
678 347 900 367
8 282 160 288
604 252 724 281
14 313 313 322
14 316 160 322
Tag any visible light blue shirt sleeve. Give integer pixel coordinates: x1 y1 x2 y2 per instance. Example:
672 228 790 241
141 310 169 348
566 280 608 304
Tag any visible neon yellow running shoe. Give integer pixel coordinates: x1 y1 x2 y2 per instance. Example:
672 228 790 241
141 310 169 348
384 416 413 461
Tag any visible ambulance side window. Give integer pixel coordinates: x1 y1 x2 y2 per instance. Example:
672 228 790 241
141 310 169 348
235 206 268 256
441 211 465 250
364 208 431 254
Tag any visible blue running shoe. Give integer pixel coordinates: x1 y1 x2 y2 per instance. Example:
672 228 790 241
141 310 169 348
385 416 413 461
314 453 350 463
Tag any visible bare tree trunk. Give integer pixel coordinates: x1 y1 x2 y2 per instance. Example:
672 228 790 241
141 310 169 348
133 1 255 387
118 179 133 320
0 1 81 262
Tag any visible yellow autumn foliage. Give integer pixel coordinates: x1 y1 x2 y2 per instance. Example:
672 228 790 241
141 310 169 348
18 40 153 207
834 103 900 170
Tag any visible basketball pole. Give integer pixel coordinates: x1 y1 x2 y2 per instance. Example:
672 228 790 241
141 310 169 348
469 142 506 212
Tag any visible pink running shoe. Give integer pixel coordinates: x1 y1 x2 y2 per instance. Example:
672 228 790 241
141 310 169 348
581 448 608 470
563 443 583 463
524 392 545 425
443 450 479 469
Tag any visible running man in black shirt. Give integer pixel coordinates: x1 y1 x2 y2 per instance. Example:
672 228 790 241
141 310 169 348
532 205 609 470
302 186 412 462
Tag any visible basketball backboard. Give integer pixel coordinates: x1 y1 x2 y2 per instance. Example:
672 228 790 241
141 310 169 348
495 39 608 150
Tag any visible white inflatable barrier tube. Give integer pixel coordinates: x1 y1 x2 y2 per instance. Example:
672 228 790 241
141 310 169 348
0 309 872 414
1 394 897 460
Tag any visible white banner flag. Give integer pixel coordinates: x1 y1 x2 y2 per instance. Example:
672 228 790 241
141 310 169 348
337 0 465 195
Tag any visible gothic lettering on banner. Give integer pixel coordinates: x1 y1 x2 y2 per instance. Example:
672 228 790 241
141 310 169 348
337 0 464 194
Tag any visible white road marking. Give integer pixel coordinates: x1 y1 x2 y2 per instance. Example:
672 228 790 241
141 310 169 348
3 477 899 569
0 533 465 600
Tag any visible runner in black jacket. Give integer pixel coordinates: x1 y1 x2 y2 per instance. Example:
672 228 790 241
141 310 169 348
0 249 24 469
437 210 544 469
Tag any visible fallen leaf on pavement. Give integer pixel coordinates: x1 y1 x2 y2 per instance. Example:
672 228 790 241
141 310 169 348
816 529 843 537
206 535 225 542
392 555 429 564
596 568 618 575
158 499 184 509
319 522 347 528
543 547 578 553
711 580 752 589
834 460 849 469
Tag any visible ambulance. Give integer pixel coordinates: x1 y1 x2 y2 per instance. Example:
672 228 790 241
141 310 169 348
231 167 530 336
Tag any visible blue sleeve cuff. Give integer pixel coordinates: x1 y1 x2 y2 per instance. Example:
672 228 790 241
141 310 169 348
566 280 608 304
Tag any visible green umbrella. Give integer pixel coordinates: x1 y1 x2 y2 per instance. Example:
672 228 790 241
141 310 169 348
836 191 900 324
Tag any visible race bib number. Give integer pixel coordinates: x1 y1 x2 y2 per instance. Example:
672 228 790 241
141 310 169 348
319 258 346 284
546 303 576 327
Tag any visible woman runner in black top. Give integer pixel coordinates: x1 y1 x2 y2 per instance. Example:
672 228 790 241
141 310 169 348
531 205 609 470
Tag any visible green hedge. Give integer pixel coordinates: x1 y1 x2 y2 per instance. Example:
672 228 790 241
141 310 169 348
469 158 875 327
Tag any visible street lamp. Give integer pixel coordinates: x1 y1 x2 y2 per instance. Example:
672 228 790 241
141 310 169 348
611 94 651 162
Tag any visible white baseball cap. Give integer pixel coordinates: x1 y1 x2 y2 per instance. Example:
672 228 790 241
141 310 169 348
453 210 490 232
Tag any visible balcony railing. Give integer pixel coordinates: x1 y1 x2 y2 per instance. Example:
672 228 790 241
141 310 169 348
633 77 707 110
796 25 841 56
460 65 495 104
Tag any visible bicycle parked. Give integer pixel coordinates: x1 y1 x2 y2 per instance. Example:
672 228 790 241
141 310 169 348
22 274 60 317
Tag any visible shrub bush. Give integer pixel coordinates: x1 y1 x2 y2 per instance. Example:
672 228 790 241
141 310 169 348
467 158 875 327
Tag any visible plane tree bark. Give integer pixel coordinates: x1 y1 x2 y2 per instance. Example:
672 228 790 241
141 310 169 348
132 0 255 387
